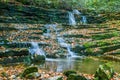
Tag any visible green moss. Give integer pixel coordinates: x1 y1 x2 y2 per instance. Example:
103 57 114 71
83 38 120 49
57 77 63 80
67 74 87 80
21 66 38 78
100 44 120 52
85 48 103 56
83 42 96 48
63 70 77 77
92 31 119 40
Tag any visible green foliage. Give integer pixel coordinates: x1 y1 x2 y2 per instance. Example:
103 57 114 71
1 0 120 12
86 0 120 12
94 63 114 80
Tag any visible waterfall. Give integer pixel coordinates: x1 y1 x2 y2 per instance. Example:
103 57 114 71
43 23 77 58
29 42 45 56
57 37 75 58
81 16 87 24
68 12 76 26
68 9 81 26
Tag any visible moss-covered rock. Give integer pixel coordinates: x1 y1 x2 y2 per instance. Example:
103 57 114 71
94 63 115 80
0 48 29 58
67 74 87 80
21 66 38 78
57 77 63 80
63 70 77 77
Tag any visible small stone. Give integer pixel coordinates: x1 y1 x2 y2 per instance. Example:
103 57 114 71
10 75 16 79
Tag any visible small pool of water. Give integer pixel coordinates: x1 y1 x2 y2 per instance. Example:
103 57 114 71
39 57 120 74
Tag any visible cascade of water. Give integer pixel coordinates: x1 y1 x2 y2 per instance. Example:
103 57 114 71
67 46 74 57
68 12 76 26
43 23 77 58
68 9 81 26
29 42 45 56
81 16 87 24
57 37 76 58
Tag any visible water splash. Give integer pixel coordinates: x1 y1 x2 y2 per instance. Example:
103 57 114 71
29 42 45 56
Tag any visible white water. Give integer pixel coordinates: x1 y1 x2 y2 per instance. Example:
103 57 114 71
43 23 76 58
68 12 76 26
57 37 76 58
68 9 81 26
29 42 45 56
81 16 87 24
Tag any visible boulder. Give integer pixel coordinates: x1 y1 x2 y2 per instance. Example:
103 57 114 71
63 70 77 77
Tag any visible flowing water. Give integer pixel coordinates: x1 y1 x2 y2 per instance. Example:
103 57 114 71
81 16 87 24
50 24 78 58
68 9 87 25
29 42 45 56
68 12 76 26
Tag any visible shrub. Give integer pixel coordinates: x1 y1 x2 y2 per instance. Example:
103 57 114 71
94 63 115 80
